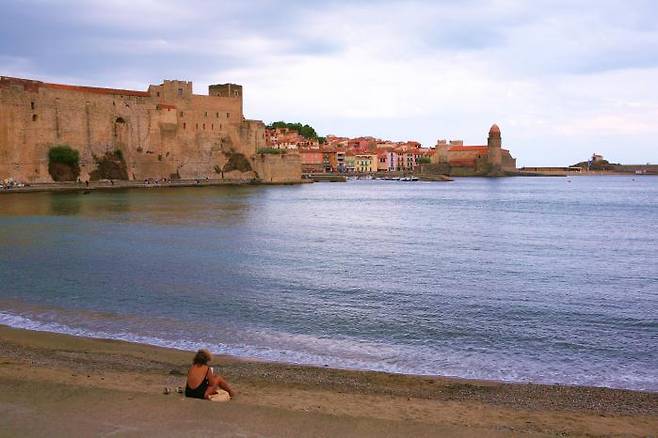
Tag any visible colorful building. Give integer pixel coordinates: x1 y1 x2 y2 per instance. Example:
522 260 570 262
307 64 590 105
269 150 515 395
298 148 324 173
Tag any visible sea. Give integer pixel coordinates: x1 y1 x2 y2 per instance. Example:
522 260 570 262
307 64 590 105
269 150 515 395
0 176 656 391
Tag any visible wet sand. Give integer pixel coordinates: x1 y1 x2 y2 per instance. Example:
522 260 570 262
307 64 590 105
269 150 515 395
0 325 656 437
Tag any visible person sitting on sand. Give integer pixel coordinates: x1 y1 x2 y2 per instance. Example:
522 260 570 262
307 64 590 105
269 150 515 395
185 349 235 400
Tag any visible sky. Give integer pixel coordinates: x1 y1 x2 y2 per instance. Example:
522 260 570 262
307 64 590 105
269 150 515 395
1 0 657 166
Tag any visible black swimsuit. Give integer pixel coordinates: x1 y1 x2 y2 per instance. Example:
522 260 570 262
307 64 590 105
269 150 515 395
185 366 210 399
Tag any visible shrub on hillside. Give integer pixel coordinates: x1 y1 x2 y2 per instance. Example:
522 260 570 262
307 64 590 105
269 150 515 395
223 152 252 172
257 147 286 155
48 145 80 181
89 150 128 181
48 145 80 167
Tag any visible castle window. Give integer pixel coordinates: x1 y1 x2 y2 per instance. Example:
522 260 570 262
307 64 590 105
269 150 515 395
183 123 186 129
32 114 38 122
226 112 230 118
203 123 206 130
196 123 198 130
211 124 214 130
234 91 239 96
216 112 219 118
157 92 160 97
180 111 184 117
30 102 35 110
178 88 183 96
204 112 207 117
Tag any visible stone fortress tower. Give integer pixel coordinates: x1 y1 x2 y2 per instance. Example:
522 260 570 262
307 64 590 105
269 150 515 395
0 76 301 183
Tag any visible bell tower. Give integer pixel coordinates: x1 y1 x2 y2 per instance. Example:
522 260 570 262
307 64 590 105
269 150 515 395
487 124 502 167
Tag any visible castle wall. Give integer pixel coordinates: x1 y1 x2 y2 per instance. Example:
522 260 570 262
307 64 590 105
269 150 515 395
0 76 299 184
252 153 302 183
501 150 516 171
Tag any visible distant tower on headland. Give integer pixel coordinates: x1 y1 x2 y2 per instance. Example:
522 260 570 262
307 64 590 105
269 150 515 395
487 123 502 168
432 122 516 174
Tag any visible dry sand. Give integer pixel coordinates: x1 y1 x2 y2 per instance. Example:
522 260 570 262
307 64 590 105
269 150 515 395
0 325 655 437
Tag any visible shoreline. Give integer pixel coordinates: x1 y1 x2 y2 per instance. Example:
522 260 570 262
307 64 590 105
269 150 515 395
0 178 309 195
2 172 653 195
2 307 652 393
1 324 656 436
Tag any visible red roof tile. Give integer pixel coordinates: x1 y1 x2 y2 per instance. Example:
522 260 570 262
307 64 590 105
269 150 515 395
448 145 488 152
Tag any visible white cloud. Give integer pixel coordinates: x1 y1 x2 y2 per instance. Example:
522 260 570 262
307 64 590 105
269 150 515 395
3 0 657 165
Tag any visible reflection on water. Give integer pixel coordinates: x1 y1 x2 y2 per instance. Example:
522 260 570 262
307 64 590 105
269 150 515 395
1 186 259 224
50 192 83 216
0 177 657 391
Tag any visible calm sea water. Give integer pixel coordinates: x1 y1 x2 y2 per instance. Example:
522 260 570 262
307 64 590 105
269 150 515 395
0 177 656 391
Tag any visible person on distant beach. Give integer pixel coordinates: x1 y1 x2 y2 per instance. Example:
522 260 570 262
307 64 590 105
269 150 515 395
185 349 235 400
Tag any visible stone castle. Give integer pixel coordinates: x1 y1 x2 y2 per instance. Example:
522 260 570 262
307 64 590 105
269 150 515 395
432 124 517 175
0 76 301 183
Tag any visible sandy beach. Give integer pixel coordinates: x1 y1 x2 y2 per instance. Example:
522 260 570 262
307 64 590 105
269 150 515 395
0 325 655 437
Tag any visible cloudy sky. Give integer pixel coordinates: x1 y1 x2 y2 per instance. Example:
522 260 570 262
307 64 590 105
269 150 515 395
1 0 657 165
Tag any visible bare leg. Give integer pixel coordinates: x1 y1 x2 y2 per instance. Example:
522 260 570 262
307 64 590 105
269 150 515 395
209 375 235 398
204 384 220 400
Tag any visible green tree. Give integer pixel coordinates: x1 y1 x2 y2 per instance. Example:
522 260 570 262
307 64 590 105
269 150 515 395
266 121 320 140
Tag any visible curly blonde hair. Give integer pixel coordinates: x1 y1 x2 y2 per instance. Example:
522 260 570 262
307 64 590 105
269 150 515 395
192 348 212 365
